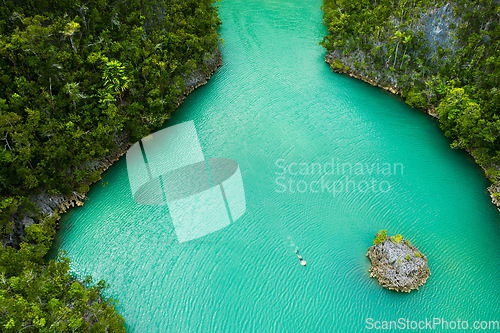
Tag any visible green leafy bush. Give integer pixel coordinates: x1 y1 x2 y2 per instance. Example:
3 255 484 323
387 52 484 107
330 58 344 71
373 229 388 245
0 251 125 332
392 234 403 244
405 88 429 109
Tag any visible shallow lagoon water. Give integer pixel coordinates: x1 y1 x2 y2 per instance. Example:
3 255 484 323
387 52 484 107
50 0 500 331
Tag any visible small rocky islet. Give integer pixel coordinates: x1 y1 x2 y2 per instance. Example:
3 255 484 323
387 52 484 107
367 230 431 292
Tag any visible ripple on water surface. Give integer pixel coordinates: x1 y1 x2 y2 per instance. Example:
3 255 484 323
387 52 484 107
50 0 500 331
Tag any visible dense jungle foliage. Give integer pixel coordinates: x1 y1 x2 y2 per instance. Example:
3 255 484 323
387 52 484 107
321 0 500 188
0 0 221 331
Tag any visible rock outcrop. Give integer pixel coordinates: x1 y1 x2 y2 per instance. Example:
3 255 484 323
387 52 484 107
367 232 430 292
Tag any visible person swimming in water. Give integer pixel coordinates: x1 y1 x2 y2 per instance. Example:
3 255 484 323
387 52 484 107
295 249 306 266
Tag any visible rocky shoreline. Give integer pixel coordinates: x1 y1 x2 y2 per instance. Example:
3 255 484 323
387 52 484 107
2 48 222 248
325 53 402 96
325 53 500 211
367 231 430 293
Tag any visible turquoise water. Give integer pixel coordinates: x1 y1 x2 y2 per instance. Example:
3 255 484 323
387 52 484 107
50 0 500 331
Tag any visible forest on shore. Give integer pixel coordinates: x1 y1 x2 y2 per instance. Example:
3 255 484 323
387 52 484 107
3 0 498 330
0 0 221 331
321 0 500 203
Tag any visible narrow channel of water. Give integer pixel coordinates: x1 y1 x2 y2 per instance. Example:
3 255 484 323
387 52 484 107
50 0 500 331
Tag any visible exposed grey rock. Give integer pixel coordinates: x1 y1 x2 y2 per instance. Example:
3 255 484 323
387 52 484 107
21 217 35 229
324 3 461 92
176 49 222 107
418 3 459 56
367 235 430 292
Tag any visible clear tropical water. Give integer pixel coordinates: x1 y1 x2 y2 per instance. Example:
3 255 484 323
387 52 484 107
50 0 500 331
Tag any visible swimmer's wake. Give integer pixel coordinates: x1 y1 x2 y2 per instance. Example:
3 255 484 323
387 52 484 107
295 249 307 266
287 237 307 267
